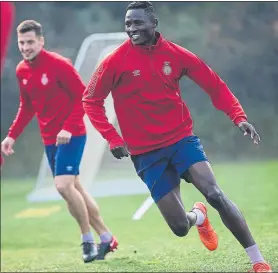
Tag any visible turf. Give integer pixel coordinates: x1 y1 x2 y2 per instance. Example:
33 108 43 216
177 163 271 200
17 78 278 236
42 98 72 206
1 161 278 272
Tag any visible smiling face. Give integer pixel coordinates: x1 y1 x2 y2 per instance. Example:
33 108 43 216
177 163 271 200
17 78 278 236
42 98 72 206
17 30 44 61
125 8 157 46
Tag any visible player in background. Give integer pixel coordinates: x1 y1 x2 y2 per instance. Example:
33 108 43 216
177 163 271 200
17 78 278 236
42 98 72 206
82 2 272 272
1 20 118 262
1 2 15 169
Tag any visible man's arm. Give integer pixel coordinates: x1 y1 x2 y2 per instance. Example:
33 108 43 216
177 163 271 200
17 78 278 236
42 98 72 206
8 78 35 140
180 47 260 144
57 58 86 133
82 58 125 151
182 49 247 125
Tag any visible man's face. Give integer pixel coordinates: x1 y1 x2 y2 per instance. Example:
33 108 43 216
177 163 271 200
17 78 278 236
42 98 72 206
125 8 156 45
17 31 44 61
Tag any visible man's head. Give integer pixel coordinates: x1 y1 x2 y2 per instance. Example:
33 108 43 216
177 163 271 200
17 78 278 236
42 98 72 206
17 20 44 61
125 1 158 46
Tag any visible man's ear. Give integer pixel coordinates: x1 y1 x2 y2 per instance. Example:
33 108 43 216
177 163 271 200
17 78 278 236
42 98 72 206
40 36 45 47
153 18 158 28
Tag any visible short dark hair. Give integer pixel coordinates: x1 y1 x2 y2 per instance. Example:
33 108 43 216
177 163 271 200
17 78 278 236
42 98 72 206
17 20 43 37
126 1 155 13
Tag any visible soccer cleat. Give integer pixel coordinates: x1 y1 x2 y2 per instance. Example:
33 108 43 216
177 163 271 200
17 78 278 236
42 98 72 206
193 202 218 251
96 236 119 260
249 262 272 272
81 242 98 263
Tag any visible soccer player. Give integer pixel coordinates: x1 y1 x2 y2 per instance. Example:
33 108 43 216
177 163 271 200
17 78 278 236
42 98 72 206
1 2 15 169
82 2 272 272
1 20 118 262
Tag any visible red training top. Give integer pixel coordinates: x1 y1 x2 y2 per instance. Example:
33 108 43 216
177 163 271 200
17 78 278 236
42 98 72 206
1 2 14 167
8 49 86 145
1 2 14 74
83 33 247 155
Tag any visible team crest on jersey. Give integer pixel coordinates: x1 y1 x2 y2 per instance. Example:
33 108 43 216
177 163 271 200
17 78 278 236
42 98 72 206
41 73 48 85
22 79 28 85
162 61 172 75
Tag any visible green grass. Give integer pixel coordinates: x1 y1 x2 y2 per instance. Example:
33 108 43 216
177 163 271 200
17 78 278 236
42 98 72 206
1 161 278 272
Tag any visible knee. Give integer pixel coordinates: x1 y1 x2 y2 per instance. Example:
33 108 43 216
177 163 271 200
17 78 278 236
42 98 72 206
55 175 74 196
205 186 225 210
170 222 190 237
74 176 85 193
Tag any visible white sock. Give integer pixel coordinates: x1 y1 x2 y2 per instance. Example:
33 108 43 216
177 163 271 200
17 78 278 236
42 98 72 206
245 244 265 265
192 208 205 226
81 231 94 243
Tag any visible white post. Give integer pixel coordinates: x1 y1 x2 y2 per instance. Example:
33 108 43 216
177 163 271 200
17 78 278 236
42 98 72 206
132 196 154 220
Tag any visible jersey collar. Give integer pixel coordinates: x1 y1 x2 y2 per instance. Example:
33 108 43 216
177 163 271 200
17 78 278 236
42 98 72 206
129 32 164 53
24 48 47 68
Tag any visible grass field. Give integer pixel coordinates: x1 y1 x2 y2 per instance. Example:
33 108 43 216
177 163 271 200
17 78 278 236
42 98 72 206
1 161 278 272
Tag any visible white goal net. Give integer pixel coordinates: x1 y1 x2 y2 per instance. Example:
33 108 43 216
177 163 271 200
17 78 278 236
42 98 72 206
27 33 150 207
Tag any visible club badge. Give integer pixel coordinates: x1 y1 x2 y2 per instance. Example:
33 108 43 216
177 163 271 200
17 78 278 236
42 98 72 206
41 73 48 85
162 61 172 75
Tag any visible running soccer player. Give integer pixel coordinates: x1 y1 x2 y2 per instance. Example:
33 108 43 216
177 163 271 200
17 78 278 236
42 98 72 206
1 20 118 262
82 2 272 272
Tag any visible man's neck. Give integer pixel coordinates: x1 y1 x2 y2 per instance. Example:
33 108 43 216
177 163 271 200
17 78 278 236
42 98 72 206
26 48 43 63
144 33 158 46
150 34 157 45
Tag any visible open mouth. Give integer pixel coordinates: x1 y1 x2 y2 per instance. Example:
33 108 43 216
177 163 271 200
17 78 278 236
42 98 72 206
131 34 140 41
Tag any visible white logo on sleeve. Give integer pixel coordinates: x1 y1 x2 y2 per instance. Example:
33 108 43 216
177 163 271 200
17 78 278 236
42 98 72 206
132 70 141 77
41 73 48 85
66 166 73 172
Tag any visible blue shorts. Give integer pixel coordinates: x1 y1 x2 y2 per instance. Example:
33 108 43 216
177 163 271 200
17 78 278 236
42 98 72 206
45 135 86 177
131 136 208 203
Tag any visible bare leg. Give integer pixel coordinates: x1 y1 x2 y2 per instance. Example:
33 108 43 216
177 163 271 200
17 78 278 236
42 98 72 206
55 175 91 235
183 161 255 248
74 176 110 236
154 166 196 237
157 185 197 236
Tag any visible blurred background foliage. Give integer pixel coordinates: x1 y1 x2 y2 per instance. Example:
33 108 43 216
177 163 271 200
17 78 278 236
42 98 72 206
1 1 278 178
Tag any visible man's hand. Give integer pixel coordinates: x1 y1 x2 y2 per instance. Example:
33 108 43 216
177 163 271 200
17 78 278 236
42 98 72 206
238 121 260 145
111 146 129 159
1 137 15 156
56 130 72 145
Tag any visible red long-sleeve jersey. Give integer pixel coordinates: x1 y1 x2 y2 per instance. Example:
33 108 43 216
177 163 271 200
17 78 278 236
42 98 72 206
0 2 14 74
1 2 14 167
8 49 86 145
83 33 247 155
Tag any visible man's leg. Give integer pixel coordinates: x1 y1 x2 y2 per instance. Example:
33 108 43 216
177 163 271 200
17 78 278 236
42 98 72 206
154 164 218 252
54 174 97 263
154 166 197 237
74 176 118 260
55 175 92 235
131 145 209 240
74 176 110 236
52 136 98 263
183 161 272 271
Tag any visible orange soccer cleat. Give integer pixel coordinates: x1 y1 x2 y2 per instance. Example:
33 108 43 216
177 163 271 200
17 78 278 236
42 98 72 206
250 262 272 272
193 202 218 251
